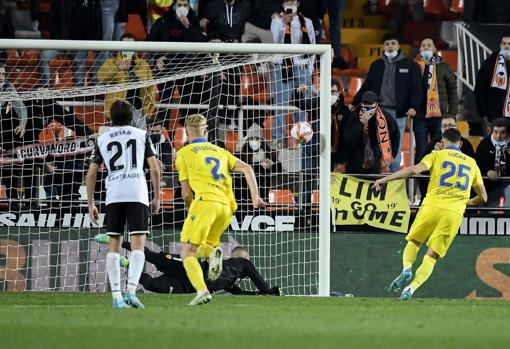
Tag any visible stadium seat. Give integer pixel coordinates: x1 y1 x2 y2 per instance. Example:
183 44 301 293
240 66 270 103
225 130 239 153
311 190 320 212
173 127 187 150
457 121 470 137
160 188 175 209
126 14 147 41
344 77 365 105
450 0 464 15
437 50 458 72
467 136 483 151
378 0 396 15
38 121 65 143
424 0 456 19
53 70 73 90
10 69 39 91
268 189 297 211
263 115 274 141
6 50 39 67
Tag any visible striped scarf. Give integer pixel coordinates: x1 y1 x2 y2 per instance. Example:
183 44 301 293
416 55 441 118
491 53 510 117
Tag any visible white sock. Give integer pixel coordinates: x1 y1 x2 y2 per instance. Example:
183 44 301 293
106 252 122 300
127 250 145 294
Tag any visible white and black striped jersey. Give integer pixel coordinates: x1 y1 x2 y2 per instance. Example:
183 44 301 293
90 126 156 205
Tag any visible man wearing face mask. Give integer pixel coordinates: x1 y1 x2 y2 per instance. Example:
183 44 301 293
343 91 400 174
236 136 283 201
475 31 510 135
475 118 510 206
353 34 422 173
270 0 316 149
98 33 156 130
413 37 458 164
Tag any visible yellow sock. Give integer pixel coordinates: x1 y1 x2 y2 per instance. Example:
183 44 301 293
410 255 437 291
402 241 420 269
183 257 207 292
197 244 214 259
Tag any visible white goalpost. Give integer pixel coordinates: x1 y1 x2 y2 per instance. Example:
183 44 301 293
0 39 331 296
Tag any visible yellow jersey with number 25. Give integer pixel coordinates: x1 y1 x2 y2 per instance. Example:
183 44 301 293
421 146 483 216
175 138 239 212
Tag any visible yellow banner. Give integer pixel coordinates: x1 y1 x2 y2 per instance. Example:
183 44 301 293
331 174 410 233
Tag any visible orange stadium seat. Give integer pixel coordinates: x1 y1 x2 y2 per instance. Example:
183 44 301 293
311 190 320 212
268 189 297 211
378 0 396 15
263 115 274 141
437 50 458 72
424 0 456 19
225 130 239 153
38 121 65 143
126 14 147 41
173 127 187 150
160 188 175 209
450 0 465 15
344 77 365 105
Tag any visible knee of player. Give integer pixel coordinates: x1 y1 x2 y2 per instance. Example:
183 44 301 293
181 243 198 259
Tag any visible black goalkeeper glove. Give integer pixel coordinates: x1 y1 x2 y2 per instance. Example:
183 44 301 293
268 286 282 296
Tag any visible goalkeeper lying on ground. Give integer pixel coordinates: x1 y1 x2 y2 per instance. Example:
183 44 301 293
95 234 281 295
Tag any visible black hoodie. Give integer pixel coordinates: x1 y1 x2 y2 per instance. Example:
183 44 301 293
247 0 282 30
203 0 251 42
147 6 207 43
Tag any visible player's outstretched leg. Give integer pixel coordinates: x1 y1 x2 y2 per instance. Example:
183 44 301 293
182 243 211 305
388 240 420 292
208 246 223 282
400 250 438 300
124 233 147 309
95 233 110 244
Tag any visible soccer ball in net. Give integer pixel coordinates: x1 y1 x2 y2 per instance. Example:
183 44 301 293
290 121 313 144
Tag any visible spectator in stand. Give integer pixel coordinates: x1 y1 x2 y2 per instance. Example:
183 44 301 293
343 91 400 174
147 115 173 175
0 63 29 209
39 0 102 87
354 34 422 173
298 0 326 45
328 0 348 69
464 0 510 24
98 33 156 129
417 115 476 201
475 31 510 135
0 0 15 65
241 0 281 43
30 0 40 31
148 0 207 123
100 0 127 41
331 79 350 171
413 37 458 163
475 118 510 206
270 0 315 149
199 0 251 42
236 136 283 201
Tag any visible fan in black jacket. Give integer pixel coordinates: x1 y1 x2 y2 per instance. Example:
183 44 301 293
343 91 400 174
200 0 251 42
475 118 510 205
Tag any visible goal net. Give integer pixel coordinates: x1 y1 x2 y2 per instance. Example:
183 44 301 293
0 40 330 296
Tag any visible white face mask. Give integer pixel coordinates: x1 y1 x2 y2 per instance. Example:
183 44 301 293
491 135 508 147
384 50 398 60
284 5 298 14
420 50 433 61
249 139 261 151
175 6 189 18
331 95 338 106
501 49 510 59
122 51 134 60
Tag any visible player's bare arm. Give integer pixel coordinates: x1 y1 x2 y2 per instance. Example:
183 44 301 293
180 179 193 209
233 159 266 208
467 184 488 206
86 162 100 225
147 155 161 215
374 162 429 191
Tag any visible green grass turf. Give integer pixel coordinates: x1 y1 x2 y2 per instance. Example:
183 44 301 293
0 293 509 349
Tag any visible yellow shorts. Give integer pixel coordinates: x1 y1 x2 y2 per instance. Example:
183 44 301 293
180 199 233 247
406 205 463 258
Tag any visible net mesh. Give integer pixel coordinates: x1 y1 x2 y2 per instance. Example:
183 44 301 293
0 45 323 295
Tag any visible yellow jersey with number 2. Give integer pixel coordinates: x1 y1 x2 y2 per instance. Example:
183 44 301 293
421 146 483 216
175 138 239 212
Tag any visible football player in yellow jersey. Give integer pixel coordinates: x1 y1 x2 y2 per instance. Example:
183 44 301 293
175 114 265 305
374 128 487 300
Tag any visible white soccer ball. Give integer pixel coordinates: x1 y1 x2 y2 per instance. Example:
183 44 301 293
290 121 313 144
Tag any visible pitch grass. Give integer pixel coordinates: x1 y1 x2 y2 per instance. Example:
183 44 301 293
1 293 509 349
